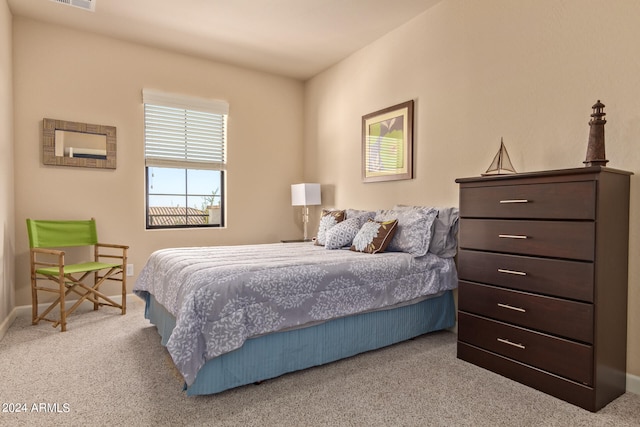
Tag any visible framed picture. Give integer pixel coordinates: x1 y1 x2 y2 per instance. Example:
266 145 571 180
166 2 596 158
362 100 414 183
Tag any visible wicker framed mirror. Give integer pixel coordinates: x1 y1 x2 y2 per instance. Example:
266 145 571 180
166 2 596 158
42 118 117 169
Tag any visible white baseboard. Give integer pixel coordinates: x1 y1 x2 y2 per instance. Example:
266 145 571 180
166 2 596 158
0 307 18 342
627 372 640 395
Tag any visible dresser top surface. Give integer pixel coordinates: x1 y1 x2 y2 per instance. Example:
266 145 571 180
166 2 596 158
456 166 632 185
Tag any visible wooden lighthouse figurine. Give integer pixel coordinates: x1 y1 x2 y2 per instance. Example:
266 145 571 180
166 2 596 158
584 100 609 167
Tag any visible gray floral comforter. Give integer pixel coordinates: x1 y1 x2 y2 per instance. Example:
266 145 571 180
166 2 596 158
133 242 458 386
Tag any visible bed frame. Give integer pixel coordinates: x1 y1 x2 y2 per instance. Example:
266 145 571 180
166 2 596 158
143 290 456 395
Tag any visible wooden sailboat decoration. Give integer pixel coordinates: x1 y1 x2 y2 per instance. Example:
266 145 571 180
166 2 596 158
482 138 517 175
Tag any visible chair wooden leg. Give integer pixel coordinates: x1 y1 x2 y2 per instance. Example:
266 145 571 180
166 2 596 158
93 271 100 311
30 251 39 325
31 277 38 325
122 268 127 315
58 274 67 332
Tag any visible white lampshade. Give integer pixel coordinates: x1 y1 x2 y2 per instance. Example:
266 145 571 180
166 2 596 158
291 183 321 206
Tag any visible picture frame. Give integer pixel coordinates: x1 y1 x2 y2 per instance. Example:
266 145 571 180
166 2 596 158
362 100 414 183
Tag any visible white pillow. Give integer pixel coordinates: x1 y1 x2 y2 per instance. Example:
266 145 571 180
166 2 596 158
315 209 345 246
324 217 363 249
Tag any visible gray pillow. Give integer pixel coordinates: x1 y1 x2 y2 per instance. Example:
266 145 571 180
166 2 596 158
391 205 459 258
428 207 459 258
345 209 376 221
375 206 438 257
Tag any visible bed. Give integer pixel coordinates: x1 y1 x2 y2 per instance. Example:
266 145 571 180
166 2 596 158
134 206 459 395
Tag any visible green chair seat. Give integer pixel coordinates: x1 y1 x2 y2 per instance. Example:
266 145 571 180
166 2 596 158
36 261 122 276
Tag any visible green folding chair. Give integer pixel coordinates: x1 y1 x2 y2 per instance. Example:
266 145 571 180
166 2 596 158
26 218 129 332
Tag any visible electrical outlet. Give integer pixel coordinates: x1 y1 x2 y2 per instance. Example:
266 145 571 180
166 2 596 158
126 264 134 276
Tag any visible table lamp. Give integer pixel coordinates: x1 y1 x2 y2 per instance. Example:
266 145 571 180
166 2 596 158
291 183 321 241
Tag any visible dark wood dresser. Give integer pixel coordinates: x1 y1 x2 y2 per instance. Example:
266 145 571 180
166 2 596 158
455 166 631 412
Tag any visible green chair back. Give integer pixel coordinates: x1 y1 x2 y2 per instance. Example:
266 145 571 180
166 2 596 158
26 219 99 249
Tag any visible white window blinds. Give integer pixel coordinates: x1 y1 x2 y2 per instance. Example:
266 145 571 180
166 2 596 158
143 89 228 170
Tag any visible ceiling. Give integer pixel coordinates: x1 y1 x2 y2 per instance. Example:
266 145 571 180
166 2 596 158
8 0 441 80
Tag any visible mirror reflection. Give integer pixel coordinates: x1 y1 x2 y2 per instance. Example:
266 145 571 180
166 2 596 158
54 130 108 160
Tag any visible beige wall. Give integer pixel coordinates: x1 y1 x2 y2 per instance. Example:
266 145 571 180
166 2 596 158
0 0 14 327
304 0 640 377
12 18 304 307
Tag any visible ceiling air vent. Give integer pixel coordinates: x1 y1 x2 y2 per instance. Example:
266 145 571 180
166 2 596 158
50 0 96 12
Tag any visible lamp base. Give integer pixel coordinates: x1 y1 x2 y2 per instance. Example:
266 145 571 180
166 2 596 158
302 206 310 241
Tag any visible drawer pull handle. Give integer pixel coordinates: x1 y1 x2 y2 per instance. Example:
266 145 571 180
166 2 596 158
499 199 529 204
498 234 528 239
498 303 526 313
497 338 525 349
497 268 527 276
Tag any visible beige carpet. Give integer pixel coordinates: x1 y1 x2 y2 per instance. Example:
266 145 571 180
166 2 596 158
1 296 639 427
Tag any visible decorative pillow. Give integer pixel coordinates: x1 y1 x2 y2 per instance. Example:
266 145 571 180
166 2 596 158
324 217 363 249
315 209 345 246
375 206 438 256
345 209 376 221
350 219 398 254
428 207 459 258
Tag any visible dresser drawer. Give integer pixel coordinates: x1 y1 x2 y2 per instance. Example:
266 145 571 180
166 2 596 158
459 219 595 261
457 250 594 302
458 312 593 385
457 342 597 411
458 281 593 343
459 181 596 220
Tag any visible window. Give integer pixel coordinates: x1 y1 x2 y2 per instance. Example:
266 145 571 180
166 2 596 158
143 89 228 229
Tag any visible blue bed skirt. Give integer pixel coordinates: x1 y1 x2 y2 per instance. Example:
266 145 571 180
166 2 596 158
144 290 455 396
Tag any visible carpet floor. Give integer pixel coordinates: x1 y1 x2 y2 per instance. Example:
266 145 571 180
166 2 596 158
1 296 639 426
